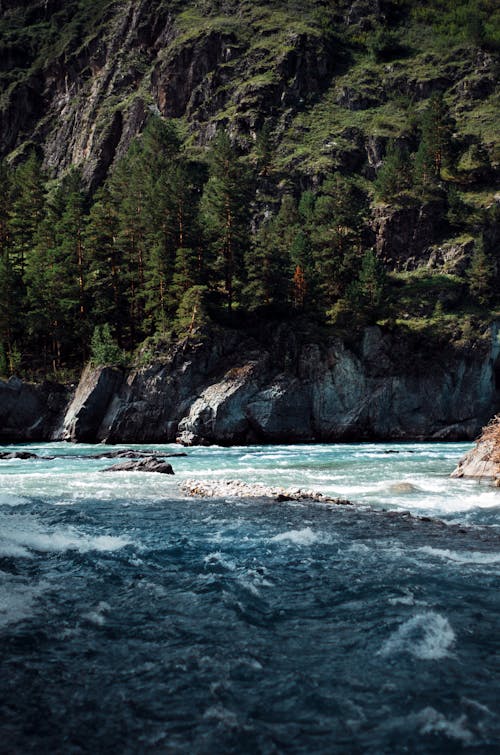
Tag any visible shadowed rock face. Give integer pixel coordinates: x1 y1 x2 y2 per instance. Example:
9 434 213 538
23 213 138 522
0 377 68 442
451 414 500 483
46 322 500 446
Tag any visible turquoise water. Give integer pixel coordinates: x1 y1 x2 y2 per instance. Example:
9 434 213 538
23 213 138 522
1 442 499 753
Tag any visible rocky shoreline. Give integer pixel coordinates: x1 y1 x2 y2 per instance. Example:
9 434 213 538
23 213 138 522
1 324 500 446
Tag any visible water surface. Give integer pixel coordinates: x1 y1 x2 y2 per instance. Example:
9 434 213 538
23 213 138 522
0 442 499 753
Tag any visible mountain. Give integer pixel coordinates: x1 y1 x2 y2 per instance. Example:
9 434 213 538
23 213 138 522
0 0 499 402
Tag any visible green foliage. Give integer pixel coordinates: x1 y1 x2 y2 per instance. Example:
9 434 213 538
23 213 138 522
175 285 210 337
374 140 412 200
201 131 253 311
0 343 7 377
90 324 125 367
368 28 405 62
346 250 387 322
468 238 495 306
413 94 456 189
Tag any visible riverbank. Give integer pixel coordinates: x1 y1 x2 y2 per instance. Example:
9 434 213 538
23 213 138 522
2 324 500 446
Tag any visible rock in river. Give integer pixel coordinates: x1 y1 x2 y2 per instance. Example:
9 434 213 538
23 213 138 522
451 414 500 484
100 457 175 474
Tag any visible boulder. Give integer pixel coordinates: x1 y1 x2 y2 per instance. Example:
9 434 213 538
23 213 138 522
451 415 500 483
100 457 174 474
0 451 40 460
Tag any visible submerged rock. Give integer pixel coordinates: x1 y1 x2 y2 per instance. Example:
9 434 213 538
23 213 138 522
179 479 352 505
0 451 40 460
87 449 187 460
451 415 500 484
101 457 174 474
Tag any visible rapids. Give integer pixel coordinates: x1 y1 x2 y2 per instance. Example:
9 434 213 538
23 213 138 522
0 442 499 753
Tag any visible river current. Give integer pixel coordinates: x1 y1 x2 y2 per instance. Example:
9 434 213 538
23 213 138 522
0 442 499 753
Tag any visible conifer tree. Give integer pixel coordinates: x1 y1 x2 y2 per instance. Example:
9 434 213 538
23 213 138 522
0 160 23 363
468 238 494 305
414 93 455 188
312 175 367 307
9 152 46 277
85 185 125 339
374 140 412 199
201 131 253 312
244 216 291 309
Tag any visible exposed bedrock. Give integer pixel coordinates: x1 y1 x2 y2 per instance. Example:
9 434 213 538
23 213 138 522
0 376 68 443
51 322 500 445
451 414 500 483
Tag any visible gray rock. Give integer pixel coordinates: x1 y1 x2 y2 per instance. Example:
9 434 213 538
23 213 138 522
0 378 68 442
6 321 500 446
58 365 123 442
451 414 500 482
100 457 174 474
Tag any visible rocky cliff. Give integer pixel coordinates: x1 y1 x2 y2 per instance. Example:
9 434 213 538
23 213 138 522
1 1 498 194
34 322 498 445
0 376 68 442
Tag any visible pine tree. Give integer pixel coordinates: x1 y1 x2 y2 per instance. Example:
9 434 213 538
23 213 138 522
201 131 253 312
55 169 88 356
347 249 387 317
9 152 46 277
468 238 494 305
311 175 367 308
244 216 291 309
374 140 412 199
85 185 126 339
0 160 23 362
414 93 455 188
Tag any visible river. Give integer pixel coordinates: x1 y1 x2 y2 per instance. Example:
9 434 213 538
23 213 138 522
0 442 499 753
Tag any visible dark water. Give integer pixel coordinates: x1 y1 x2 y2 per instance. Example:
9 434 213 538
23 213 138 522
0 444 499 753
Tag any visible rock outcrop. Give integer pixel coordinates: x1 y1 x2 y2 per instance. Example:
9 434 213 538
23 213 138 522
451 415 500 483
3 323 499 447
59 364 123 442
0 376 68 442
51 321 500 445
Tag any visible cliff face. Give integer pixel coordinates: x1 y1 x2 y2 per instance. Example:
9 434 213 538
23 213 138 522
0 1 337 188
44 323 500 445
1 1 497 194
0 376 68 442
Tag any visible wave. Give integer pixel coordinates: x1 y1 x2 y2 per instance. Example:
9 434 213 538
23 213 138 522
418 546 500 565
0 514 131 557
0 493 29 507
271 527 329 546
379 612 455 660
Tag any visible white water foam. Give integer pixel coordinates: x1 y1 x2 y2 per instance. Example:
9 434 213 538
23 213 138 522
203 551 237 571
0 493 29 507
380 612 456 660
417 546 500 566
414 707 474 745
83 601 111 626
0 515 131 557
271 527 329 546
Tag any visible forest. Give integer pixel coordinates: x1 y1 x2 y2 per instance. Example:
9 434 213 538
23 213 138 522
0 98 499 378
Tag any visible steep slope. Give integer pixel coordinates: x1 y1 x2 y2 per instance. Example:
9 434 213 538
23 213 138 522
1 0 498 189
